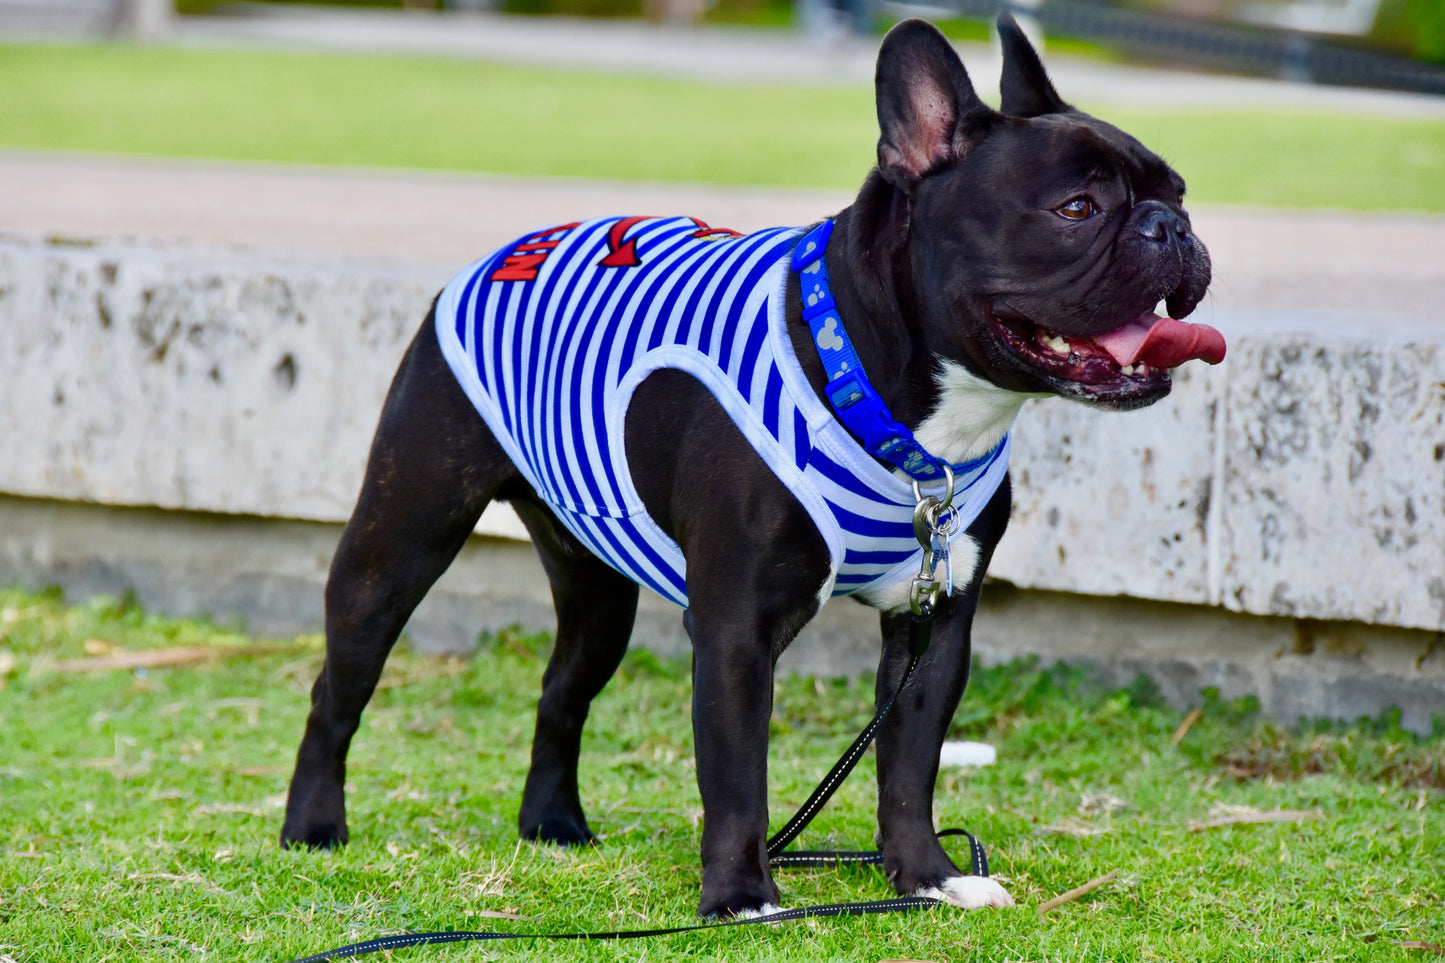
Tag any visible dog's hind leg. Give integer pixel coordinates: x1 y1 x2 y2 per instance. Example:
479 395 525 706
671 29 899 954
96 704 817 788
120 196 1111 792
513 499 639 846
281 311 511 851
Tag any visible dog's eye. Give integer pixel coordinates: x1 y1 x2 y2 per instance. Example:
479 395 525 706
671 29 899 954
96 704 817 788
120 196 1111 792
1055 198 1098 220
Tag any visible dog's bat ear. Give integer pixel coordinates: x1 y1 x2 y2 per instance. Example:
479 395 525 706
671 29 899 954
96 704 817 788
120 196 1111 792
875 18 995 189
997 13 1070 117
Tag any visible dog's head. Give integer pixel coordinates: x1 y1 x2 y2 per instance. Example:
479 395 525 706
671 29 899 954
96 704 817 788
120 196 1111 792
872 16 1221 409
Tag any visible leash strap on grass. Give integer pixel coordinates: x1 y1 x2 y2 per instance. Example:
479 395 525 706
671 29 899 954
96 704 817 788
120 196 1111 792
284 897 943 963
763 615 988 881
769 830 988 878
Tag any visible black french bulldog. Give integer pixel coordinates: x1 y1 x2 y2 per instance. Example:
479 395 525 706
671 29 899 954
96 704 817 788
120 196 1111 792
281 15 1221 918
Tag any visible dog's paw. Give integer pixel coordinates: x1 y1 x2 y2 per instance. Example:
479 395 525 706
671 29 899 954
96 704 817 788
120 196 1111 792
733 903 785 921
915 875 1014 909
522 815 598 848
279 821 348 851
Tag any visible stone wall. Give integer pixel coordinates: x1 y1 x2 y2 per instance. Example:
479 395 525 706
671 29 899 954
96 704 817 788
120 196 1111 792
5 235 1442 631
0 241 436 523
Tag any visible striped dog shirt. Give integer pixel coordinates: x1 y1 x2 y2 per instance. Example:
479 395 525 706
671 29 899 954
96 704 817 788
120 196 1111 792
434 215 1011 608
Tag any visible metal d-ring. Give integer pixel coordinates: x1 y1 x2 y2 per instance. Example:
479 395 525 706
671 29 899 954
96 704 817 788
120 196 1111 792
911 462 956 515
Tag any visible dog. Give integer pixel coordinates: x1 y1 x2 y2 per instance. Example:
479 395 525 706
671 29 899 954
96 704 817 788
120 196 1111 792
280 15 1222 919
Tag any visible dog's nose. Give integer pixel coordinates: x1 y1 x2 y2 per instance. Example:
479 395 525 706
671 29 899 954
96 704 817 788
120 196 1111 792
1136 203 1190 246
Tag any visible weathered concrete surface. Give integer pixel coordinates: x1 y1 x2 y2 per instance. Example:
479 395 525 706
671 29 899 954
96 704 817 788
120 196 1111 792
5 495 1441 733
0 495 869 678
989 361 1223 606
1219 329 1445 628
0 239 435 522
973 582 1445 736
991 314 1445 632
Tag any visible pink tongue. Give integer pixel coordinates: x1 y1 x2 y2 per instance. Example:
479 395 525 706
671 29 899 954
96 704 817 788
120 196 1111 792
1092 314 1227 368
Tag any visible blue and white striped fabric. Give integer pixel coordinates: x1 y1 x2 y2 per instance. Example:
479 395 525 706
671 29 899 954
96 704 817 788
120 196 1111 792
434 215 1010 608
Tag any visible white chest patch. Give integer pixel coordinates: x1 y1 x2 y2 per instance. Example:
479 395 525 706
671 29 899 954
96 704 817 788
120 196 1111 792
912 358 1042 466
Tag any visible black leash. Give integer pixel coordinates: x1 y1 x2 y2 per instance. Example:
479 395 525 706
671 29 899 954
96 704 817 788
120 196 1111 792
765 613 932 859
284 896 946 963
284 613 991 962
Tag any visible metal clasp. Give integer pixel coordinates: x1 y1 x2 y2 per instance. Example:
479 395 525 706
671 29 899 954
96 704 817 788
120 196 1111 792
909 464 961 618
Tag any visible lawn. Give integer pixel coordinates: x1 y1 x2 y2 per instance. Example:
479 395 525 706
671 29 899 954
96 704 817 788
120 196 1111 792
1 43 1444 211
0 585 1441 962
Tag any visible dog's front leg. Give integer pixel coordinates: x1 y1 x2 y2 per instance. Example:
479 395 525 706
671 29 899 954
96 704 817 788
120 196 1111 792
686 602 782 918
625 370 833 918
681 519 829 919
873 494 1013 909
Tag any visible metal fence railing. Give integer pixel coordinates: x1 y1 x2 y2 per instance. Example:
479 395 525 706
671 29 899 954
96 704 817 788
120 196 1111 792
893 0 1445 95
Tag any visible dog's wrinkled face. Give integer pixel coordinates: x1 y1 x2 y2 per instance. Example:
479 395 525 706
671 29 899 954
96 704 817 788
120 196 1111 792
876 18 1222 409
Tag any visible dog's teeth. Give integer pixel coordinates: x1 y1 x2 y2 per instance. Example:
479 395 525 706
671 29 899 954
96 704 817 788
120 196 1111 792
1046 336 1070 355
1121 364 1135 376
1138 363 1150 375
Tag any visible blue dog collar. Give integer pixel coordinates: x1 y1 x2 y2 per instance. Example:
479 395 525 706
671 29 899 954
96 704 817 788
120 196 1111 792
791 220 998 484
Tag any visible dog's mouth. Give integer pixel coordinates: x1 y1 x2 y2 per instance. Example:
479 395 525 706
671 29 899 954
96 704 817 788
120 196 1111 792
986 305 1226 401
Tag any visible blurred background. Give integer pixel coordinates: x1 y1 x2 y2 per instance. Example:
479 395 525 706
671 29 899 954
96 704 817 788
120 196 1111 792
2 0 1442 210
4 0 1443 89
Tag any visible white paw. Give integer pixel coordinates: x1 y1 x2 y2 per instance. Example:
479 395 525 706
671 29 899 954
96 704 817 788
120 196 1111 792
915 875 1014 909
734 902 785 920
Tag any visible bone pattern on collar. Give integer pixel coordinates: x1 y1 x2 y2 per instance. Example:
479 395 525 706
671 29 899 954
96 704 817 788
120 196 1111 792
791 219 1007 486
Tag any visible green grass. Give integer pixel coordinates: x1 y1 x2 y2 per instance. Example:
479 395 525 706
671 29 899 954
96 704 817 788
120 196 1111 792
2 43 1445 210
1 585 1442 961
